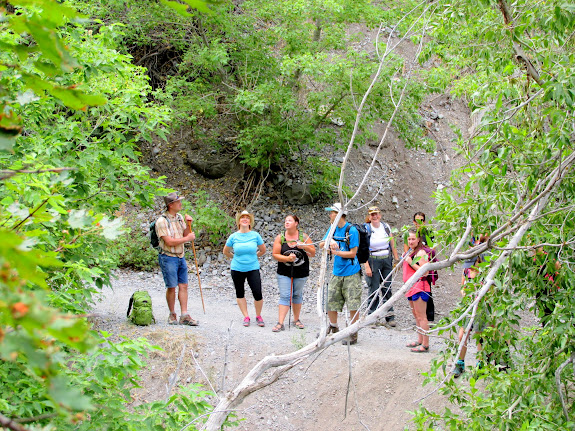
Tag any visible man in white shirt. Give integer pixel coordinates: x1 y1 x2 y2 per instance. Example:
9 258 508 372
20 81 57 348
363 206 399 326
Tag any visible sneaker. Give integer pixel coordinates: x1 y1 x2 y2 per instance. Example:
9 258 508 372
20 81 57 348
168 312 178 325
243 316 251 327
342 332 358 345
179 314 199 326
327 324 339 335
256 316 265 327
453 360 465 378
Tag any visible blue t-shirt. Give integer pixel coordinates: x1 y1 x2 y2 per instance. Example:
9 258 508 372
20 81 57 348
323 222 361 277
225 231 264 272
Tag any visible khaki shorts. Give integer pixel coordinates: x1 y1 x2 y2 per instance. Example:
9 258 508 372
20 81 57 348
327 272 362 312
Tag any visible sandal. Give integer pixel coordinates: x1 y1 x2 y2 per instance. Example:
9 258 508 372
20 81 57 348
272 322 285 332
406 341 421 348
294 319 305 329
411 345 429 353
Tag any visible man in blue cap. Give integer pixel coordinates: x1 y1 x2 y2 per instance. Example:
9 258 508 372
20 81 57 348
319 203 361 345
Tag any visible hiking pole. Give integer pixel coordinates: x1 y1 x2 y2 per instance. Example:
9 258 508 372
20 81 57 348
288 264 294 331
188 220 206 314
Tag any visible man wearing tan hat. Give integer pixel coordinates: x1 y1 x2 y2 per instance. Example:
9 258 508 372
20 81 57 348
156 192 199 326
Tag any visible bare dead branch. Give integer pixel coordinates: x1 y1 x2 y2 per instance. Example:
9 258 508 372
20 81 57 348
555 352 574 422
0 167 75 180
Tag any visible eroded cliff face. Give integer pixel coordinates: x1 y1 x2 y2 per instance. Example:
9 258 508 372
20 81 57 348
137 24 470 244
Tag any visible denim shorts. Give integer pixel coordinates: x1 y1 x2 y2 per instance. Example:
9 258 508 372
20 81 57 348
277 274 308 306
408 291 430 302
158 253 188 288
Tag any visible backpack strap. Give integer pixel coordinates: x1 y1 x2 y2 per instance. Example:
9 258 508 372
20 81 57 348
382 222 391 238
176 213 185 230
126 293 135 317
344 224 351 249
281 231 306 245
364 223 372 237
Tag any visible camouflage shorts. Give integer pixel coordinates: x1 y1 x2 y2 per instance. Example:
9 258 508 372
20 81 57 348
327 272 362 312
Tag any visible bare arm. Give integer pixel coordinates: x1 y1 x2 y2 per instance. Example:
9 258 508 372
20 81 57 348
272 235 295 263
257 243 266 258
391 236 399 260
162 232 195 247
223 245 234 259
332 246 357 259
406 249 428 274
297 234 316 257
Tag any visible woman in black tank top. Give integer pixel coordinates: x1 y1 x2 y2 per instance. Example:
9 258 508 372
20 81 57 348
271 215 316 332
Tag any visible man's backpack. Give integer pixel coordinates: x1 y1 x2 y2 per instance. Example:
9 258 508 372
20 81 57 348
149 214 183 249
149 216 165 249
344 223 370 264
127 291 155 326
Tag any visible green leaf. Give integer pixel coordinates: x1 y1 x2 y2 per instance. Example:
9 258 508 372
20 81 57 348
67 210 93 229
181 0 213 14
48 87 107 110
100 217 124 240
0 133 16 151
48 376 93 411
160 0 194 17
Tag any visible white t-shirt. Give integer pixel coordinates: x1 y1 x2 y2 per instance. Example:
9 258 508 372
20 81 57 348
368 223 391 256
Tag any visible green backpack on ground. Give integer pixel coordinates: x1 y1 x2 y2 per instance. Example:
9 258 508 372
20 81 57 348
127 291 155 326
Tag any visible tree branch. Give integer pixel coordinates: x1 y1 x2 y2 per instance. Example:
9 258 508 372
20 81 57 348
0 414 29 431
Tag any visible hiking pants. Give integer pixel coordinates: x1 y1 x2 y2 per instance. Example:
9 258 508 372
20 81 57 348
365 255 394 319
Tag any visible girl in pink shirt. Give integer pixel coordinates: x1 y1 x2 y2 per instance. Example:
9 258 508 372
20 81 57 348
403 229 430 352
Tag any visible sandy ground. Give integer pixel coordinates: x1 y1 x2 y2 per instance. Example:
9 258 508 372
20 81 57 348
91 263 472 431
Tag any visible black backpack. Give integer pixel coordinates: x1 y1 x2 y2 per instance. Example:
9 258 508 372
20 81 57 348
149 215 165 249
344 223 370 264
149 214 183 249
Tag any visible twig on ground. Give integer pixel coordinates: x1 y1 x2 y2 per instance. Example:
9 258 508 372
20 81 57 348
166 344 187 401
191 347 219 399
220 320 234 394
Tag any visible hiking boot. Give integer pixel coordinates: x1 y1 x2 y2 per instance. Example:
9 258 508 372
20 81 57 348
453 360 465 378
256 316 265 327
168 312 178 325
342 332 358 345
179 314 199 326
327 324 339 335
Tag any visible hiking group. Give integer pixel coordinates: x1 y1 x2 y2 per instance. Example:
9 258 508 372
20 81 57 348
150 192 438 350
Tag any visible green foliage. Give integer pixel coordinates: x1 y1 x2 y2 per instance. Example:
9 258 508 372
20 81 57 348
109 228 160 271
404 0 575 428
0 1 223 428
79 0 432 198
186 190 234 244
